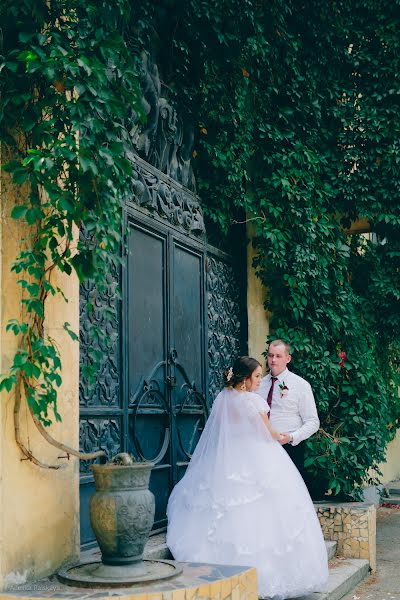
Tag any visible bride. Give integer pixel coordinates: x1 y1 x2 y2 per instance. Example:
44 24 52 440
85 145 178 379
166 356 329 599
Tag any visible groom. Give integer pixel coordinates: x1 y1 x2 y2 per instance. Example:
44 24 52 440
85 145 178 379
259 339 320 482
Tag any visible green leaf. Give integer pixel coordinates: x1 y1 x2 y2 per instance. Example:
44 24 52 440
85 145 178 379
0 375 17 393
21 362 41 379
6 319 28 335
13 351 29 368
12 169 30 185
11 205 28 220
63 322 79 342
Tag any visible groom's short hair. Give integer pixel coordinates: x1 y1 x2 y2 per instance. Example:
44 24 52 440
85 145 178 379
269 339 291 355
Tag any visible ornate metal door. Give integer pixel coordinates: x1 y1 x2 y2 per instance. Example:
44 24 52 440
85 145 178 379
79 217 245 546
124 213 208 531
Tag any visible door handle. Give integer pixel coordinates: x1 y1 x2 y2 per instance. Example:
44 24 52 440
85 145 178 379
166 376 177 388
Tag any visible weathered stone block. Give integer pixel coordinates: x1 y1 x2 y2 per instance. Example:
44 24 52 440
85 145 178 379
315 502 376 570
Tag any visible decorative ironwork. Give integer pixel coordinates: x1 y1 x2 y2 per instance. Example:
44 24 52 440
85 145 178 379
79 262 120 407
130 53 196 192
173 355 208 460
79 419 121 473
99 420 121 460
207 255 243 405
79 420 99 474
130 362 170 464
128 155 205 236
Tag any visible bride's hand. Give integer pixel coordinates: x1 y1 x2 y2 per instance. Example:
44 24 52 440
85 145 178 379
271 429 282 441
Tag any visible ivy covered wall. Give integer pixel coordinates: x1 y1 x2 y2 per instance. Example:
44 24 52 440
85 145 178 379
1 0 400 500
131 0 400 499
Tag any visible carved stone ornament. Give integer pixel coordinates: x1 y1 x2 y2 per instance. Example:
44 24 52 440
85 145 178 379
130 53 196 192
127 153 205 236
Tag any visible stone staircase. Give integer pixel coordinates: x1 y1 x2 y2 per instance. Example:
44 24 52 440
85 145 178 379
82 533 369 600
383 480 400 506
300 556 369 600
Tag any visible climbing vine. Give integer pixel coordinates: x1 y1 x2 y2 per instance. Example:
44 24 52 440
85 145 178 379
129 0 400 498
1 0 400 492
0 0 142 466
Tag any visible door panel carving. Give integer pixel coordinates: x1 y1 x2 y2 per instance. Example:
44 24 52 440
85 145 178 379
207 252 245 406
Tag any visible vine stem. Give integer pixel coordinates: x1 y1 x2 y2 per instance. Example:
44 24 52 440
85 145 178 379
11 224 106 466
29 405 105 462
14 359 105 468
232 212 267 225
318 427 345 442
14 373 63 469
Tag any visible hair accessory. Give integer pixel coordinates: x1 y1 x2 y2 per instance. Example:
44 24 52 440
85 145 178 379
226 367 233 381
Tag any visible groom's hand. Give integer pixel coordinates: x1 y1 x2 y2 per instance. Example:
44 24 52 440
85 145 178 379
279 433 292 445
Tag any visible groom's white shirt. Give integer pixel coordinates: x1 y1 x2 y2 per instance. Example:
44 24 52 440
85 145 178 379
258 368 319 446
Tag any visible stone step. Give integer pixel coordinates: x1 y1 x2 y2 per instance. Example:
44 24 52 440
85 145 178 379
3 558 368 600
147 536 352 599
143 532 170 559
382 494 400 505
298 558 370 600
82 534 337 563
326 540 337 560
80 536 367 600
385 480 400 495
150 536 337 561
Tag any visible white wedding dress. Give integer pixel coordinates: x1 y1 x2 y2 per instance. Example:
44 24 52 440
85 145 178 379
166 388 328 599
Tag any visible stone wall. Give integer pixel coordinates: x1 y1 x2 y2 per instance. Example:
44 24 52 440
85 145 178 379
315 502 376 570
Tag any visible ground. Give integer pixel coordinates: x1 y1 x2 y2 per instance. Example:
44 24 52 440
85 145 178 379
342 507 400 600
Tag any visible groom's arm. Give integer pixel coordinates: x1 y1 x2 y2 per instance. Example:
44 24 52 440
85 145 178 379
290 382 319 446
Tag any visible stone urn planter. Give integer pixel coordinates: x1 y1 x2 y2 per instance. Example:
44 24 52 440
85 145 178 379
90 454 155 566
58 453 182 588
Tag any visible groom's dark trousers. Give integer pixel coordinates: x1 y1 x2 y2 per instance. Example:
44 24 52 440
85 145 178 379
283 442 305 478
284 443 318 498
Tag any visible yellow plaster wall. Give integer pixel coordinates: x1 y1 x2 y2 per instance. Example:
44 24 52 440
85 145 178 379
378 431 400 484
246 222 269 373
0 154 80 591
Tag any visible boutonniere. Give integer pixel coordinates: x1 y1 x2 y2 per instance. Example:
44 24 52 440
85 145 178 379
279 381 289 398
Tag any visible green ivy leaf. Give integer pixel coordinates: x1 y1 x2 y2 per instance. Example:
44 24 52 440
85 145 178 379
11 205 28 220
0 375 17 393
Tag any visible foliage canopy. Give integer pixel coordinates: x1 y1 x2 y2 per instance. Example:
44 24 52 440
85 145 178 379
1 0 400 494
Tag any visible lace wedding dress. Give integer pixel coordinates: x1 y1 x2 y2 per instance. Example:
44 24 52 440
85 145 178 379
166 388 328 599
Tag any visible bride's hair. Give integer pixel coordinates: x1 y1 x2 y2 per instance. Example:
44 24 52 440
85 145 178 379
223 356 261 388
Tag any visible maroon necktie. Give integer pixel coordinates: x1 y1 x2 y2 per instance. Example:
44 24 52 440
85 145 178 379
267 376 277 411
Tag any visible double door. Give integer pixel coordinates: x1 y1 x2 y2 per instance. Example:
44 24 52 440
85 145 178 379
79 207 246 546
125 213 208 530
